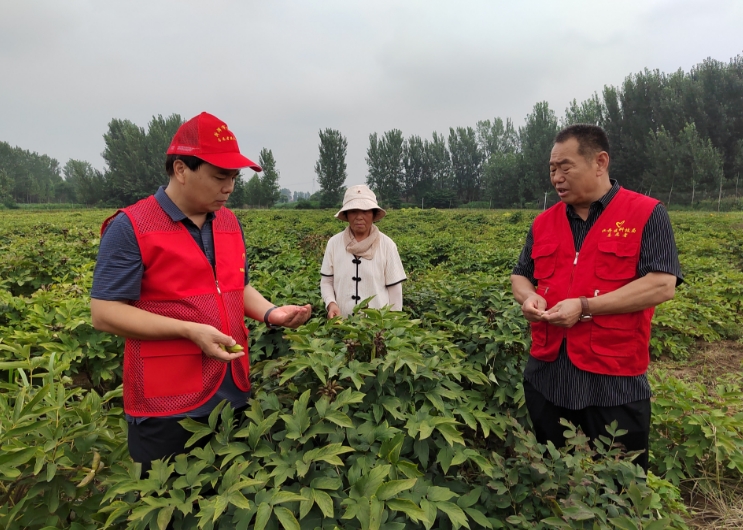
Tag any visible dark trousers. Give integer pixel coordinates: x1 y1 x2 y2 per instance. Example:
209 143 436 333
523 379 651 470
128 406 247 476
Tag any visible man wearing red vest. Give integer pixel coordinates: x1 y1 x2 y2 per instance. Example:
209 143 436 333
511 124 683 470
91 112 311 472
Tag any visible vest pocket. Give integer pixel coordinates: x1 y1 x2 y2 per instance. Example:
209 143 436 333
140 339 203 398
532 243 559 279
531 321 547 347
589 314 639 357
596 241 639 280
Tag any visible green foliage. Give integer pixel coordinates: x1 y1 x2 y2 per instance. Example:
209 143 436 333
0 354 126 529
0 169 14 207
449 126 484 205
63 159 107 206
101 114 184 206
315 129 348 208
97 309 685 530
0 141 62 204
366 130 406 208
0 208 742 528
649 372 743 486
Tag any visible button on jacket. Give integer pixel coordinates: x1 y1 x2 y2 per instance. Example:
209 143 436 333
320 231 406 317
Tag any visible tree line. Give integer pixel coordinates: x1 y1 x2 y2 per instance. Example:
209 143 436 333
0 115 281 208
314 55 743 209
2 55 742 210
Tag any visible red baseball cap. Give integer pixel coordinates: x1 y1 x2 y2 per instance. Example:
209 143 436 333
167 112 262 171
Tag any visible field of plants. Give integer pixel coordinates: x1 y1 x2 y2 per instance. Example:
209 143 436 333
0 207 742 530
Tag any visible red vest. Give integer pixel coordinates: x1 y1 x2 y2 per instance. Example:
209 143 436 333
101 196 250 417
529 188 658 376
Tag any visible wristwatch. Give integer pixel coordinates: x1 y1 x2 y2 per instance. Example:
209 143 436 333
264 306 282 330
579 296 592 322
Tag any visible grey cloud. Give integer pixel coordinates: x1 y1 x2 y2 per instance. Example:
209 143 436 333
1 0 741 192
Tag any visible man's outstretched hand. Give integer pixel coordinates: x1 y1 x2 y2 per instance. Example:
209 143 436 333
268 304 312 329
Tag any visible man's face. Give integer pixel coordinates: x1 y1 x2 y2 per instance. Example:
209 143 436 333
549 138 602 206
180 161 240 213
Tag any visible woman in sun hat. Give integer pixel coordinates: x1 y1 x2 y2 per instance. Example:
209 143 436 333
320 185 407 318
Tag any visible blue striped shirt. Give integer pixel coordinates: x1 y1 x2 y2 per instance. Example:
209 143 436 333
512 180 683 409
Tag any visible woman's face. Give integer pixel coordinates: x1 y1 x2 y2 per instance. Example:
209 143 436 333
346 209 374 236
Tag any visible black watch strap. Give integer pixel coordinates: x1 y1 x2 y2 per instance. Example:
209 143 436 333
264 306 281 329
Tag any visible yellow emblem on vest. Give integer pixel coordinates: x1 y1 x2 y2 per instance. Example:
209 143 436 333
601 220 637 238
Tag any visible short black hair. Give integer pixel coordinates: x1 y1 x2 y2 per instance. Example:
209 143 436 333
554 124 610 168
165 155 205 177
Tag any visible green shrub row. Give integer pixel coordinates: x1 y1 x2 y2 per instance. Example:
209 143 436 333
0 209 742 529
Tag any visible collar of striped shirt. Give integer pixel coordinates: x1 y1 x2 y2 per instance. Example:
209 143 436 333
565 179 620 219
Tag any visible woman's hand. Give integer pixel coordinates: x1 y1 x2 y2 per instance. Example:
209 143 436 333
327 302 341 319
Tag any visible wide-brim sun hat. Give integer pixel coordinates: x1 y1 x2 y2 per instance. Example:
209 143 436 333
335 185 386 222
167 112 262 171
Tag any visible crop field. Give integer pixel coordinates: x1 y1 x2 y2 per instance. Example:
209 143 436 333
0 208 742 530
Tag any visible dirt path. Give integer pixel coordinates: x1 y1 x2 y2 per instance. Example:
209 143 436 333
650 340 743 384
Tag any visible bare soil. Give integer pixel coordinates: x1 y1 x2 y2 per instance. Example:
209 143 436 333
650 340 743 384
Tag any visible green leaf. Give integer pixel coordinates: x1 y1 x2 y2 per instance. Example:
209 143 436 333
370 496 384 530
303 443 355 465
437 423 465 446
644 520 670 530
157 506 175 530
208 400 227 430
427 486 458 502
179 417 214 448
540 517 572 529
313 489 334 518
254 503 272 530
351 465 391 499
0 447 36 468
271 491 309 505
436 501 471 530
46 462 57 482
463 507 492 529
420 499 436 530
323 409 355 428
311 476 343 490
396 461 424 479
332 388 366 409
386 498 427 523
274 506 300 530
608 516 639 530
299 487 314 520
228 491 253 510
18 385 50 419
457 487 481 508
376 479 417 501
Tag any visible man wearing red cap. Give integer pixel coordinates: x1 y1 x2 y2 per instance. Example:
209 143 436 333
91 112 311 472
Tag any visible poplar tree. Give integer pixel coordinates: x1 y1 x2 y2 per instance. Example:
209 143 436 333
314 129 348 208
258 148 281 207
365 129 405 208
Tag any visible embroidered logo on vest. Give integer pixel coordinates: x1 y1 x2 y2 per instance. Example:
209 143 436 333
601 220 637 238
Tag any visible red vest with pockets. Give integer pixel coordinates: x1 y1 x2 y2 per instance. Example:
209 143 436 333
101 196 250 417
529 187 658 376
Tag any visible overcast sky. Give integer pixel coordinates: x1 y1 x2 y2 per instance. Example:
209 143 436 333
1 0 741 193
